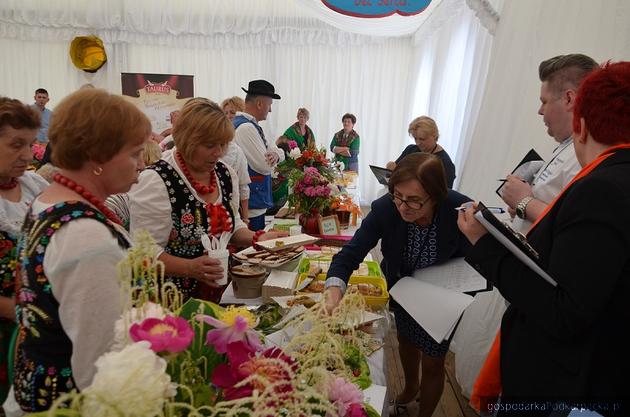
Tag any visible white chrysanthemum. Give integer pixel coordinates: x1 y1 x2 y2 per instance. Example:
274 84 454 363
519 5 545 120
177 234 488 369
289 148 302 159
113 302 167 350
82 341 176 417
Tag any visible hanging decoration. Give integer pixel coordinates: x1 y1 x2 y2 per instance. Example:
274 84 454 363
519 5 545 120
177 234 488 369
321 0 432 18
69 35 107 73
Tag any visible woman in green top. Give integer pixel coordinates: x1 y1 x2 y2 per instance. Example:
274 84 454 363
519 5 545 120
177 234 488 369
330 113 360 172
276 107 315 153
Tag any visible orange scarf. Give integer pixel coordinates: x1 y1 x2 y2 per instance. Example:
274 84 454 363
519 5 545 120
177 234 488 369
470 143 630 412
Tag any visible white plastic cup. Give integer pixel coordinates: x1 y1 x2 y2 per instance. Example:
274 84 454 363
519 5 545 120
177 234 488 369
208 249 229 286
289 225 302 236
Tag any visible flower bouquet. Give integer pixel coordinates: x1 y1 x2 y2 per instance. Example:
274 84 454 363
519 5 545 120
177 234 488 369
26 231 380 417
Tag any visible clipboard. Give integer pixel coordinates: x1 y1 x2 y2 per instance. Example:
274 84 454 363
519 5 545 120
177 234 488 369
473 202 557 287
496 149 544 197
369 165 392 186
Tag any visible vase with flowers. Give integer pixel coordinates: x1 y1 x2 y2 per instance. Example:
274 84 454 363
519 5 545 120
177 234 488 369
275 147 338 233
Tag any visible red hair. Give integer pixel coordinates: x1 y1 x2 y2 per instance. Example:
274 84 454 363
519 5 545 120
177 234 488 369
573 61 630 145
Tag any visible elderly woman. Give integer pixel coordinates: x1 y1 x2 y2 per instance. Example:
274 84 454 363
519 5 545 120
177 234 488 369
0 97 48 403
458 62 630 414
129 98 283 303
14 89 151 411
277 107 316 153
326 153 471 417
386 116 456 188
220 96 251 223
330 113 360 172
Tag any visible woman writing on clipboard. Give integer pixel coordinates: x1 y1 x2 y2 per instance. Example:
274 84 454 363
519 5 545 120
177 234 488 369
458 62 630 415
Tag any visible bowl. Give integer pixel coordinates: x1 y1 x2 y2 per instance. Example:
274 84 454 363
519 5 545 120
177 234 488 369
230 265 268 299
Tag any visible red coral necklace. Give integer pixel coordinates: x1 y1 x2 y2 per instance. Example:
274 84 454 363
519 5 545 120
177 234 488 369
53 173 123 226
0 178 18 190
176 151 216 195
175 152 232 235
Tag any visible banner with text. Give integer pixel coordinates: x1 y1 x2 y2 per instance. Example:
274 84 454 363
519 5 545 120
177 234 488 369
121 73 194 134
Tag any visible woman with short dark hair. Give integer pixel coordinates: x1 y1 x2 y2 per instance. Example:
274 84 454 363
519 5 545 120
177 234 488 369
0 97 48 404
330 113 360 172
326 152 472 417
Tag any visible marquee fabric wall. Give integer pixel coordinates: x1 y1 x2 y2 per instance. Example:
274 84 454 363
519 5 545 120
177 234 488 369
0 0 497 204
452 0 630 398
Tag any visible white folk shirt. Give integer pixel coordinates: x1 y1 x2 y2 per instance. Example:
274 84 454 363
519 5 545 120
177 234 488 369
31 199 130 390
233 112 284 218
128 148 248 249
220 142 251 200
514 137 581 233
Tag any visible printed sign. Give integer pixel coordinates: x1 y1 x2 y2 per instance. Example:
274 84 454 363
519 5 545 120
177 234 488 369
121 73 194 133
319 215 341 235
322 0 431 18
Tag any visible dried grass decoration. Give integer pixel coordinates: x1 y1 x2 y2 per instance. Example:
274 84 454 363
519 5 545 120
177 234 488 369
28 231 380 417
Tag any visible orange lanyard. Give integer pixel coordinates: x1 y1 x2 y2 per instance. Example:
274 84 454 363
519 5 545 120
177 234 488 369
529 143 630 234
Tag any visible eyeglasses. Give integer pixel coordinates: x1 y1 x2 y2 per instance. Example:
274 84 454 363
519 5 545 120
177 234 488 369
389 193 430 210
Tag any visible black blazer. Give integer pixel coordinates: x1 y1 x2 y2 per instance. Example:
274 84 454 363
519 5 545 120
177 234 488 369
467 148 630 410
327 190 472 288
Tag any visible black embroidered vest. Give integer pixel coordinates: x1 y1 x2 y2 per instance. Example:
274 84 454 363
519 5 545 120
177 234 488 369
147 160 235 301
14 201 129 412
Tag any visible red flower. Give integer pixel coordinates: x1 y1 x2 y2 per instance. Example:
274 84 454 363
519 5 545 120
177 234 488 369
0 240 14 259
181 213 194 225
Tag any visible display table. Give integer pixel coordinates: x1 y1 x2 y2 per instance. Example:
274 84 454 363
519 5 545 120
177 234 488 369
220 220 389 415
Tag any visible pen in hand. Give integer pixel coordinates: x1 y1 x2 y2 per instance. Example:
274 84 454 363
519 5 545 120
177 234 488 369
455 206 506 214
497 178 527 183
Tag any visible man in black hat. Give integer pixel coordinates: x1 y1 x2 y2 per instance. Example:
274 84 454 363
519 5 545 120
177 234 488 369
233 79 285 231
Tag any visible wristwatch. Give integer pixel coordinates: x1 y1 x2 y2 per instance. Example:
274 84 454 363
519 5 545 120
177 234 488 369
516 196 534 220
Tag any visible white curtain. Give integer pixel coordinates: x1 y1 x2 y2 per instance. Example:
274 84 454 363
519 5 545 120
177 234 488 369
458 0 630 205
0 0 496 204
395 0 495 190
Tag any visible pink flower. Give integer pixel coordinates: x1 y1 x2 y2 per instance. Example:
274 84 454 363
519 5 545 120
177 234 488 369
304 166 319 177
328 377 364 416
287 140 298 149
212 341 297 401
129 316 194 353
347 403 369 417
197 306 263 354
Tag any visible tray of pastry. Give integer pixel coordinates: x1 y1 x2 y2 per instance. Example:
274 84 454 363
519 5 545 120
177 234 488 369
254 234 320 252
233 245 305 268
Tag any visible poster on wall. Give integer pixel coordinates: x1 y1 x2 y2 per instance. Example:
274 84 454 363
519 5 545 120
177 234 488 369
121 73 194 133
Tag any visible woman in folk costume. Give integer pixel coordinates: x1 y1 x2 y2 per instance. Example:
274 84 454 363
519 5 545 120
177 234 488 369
330 113 360 172
0 97 48 404
277 107 316 152
14 89 151 411
458 61 630 416
130 98 284 303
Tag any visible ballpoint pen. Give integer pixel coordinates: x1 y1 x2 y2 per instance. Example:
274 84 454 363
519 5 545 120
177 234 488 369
454 206 506 214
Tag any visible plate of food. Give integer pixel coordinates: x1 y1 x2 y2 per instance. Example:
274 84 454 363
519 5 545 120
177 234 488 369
233 245 305 268
254 233 320 252
271 293 323 309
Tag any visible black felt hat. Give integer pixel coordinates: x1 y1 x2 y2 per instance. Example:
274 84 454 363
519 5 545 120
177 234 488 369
241 79 281 99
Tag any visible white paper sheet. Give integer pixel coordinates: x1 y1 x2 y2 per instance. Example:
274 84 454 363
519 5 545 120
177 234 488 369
390 277 474 342
412 257 488 293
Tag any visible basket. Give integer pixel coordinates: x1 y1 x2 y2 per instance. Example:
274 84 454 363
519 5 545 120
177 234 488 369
295 272 389 307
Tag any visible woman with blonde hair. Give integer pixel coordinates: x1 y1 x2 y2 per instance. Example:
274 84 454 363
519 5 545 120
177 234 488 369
130 98 284 302
386 116 456 188
14 89 151 411
277 107 316 152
